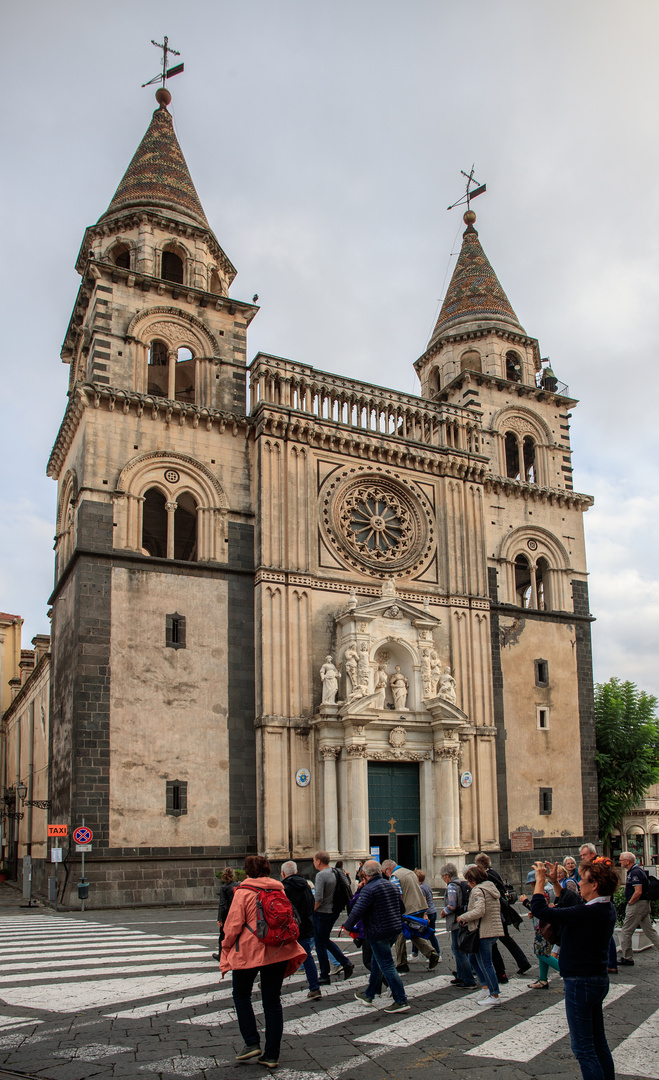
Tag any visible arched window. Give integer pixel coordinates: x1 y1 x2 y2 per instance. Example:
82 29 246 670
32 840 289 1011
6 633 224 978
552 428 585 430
147 340 169 398
428 366 440 397
505 432 520 479
515 554 532 608
210 268 222 295
175 347 195 404
162 249 184 285
174 493 197 560
506 351 522 383
626 826 645 861
142 488 168 557
111 243 131 269
535 557 550 611
460 349 482 373
523 436 536 483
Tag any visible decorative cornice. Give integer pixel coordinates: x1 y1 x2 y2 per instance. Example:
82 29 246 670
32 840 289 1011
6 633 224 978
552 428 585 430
47 384 250 480
415 326 542 372
254 570 490 611
483 475 592 511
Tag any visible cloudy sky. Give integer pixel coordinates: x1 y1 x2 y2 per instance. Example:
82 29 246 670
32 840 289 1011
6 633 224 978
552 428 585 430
2 1 658 696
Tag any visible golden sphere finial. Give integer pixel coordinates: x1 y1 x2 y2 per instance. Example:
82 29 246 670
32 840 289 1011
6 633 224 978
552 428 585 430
463 209 476 227
155 87 172 108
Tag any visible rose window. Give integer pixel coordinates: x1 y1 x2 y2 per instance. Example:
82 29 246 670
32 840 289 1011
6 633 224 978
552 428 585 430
323 472 434 574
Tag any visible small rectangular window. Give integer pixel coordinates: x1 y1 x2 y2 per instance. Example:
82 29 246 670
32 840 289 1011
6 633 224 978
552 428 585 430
535 659 549 686
166 613 186 650
166 779 188 817
537 707 550 730
539 787 553 815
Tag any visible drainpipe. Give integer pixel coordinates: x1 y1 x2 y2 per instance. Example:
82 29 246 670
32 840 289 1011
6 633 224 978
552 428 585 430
26 701 34 856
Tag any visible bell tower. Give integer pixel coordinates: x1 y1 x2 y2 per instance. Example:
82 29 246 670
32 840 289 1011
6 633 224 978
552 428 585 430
47 87 259 906
416 208 598 874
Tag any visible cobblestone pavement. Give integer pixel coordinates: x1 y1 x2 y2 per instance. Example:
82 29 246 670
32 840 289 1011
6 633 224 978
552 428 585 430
0 902 656 1080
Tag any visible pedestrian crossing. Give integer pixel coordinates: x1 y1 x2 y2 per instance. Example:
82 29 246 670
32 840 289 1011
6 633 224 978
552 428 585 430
0 915 656 1078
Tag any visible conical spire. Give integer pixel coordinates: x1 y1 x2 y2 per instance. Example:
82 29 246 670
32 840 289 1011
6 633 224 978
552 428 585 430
99 92 209 229
430 210 524 344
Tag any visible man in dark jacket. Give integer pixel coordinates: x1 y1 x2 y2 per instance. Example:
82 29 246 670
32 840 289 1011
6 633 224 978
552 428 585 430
281 860 322 999
342 860 409 1013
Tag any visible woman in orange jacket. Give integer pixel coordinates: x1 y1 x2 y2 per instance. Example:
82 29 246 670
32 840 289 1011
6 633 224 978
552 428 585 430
220 854 307 1069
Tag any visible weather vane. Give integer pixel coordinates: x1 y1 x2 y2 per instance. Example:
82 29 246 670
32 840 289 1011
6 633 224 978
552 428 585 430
142 36 184 89
447 166 486 212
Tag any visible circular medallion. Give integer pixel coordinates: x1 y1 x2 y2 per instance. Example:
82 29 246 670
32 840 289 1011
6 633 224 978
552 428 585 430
321 469 434 575
460 771 473 789
527 539 538 551
295 768 311 788
164 469 180 484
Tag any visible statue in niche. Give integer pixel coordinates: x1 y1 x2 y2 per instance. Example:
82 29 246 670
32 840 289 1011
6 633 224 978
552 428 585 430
320 656 340 704
358 641 371 692
439 666 457 704
344 644 360 697
421 647 433 699
390 666 409 710
430 650 442 696
374 663 388 709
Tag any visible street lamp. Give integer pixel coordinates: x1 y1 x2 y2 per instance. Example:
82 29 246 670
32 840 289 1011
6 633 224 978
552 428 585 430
16 782 27 803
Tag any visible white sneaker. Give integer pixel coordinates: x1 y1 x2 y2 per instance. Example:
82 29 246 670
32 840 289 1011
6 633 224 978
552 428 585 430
477 995 501 1007
476 988 490 1002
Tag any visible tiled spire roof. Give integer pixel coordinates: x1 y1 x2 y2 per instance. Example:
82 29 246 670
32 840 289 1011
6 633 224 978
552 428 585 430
430 211 524 343
99 101 209 229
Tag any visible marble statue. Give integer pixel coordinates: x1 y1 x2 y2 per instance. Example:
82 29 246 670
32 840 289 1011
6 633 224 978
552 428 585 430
374 663 388 709
320 656 340 704
381 576 397 598
358 641 371 692
390 665 409 710
430 650 442 696
344 644 360 697
438 666 457 705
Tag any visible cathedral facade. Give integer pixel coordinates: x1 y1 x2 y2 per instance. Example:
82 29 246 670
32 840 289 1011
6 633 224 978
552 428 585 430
47 89 597 905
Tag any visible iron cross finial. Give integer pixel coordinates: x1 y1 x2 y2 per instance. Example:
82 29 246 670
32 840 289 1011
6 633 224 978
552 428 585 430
447 166 487 212
142 36 184 89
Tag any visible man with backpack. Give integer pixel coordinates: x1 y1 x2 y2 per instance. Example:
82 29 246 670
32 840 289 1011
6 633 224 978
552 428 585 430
312 850 355 984
281 860 322 1000
618 850 659 965
440 862 477 988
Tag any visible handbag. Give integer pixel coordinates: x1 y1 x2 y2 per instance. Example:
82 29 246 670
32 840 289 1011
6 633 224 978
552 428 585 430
456 920 481 954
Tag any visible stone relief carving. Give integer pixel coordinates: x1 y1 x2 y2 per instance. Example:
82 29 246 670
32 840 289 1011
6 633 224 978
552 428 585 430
382 576 397 597
437 745 460 761
346 743 368 757
368 750 432 762
319 745 342 759
389 727 406 749
383 604 402 619
320 656 340 704
438 666 457 704
421 647 433 699
389 666 409 710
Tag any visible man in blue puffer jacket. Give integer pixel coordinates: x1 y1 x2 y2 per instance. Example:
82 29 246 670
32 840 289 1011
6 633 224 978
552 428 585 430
342 860 409 1013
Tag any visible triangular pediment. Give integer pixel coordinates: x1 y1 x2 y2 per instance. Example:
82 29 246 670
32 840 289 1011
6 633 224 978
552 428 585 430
337 595 440 627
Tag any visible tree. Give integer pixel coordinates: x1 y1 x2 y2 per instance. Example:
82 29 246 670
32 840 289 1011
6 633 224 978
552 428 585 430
594 678 659 849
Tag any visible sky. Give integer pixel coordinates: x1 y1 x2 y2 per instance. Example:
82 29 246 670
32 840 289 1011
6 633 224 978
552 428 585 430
1 0 658 696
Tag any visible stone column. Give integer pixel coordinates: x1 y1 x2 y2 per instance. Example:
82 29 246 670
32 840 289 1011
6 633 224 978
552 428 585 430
319 746 341 858
344 744 369 859
434 745 462 854
165 501 177 560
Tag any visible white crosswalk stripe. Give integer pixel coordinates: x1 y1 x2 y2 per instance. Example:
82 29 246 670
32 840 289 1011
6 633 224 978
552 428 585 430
466 982 632 1061
613 1006 659 1078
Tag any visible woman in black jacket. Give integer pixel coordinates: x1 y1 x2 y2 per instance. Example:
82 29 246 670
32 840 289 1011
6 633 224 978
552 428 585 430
213 867 238 960
530 858 618 1080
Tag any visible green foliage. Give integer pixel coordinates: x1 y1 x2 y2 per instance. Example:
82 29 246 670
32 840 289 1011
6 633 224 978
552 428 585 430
613 886 659 927
595 678 659 847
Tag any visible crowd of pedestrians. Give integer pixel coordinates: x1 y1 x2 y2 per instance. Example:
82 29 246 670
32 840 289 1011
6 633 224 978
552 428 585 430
214 845 657 1078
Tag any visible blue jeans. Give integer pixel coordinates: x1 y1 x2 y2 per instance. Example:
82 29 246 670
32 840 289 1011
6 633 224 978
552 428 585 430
232 960 287 1059
470 935 500 995
312 911 351 977
563 976 614 1080
299 935 319 992
365 937 408 1004
451 926 477 985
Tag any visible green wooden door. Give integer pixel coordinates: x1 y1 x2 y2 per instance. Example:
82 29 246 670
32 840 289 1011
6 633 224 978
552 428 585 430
368 762 420 866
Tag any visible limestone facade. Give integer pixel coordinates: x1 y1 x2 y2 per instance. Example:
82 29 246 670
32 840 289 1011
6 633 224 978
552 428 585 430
46 97 598 903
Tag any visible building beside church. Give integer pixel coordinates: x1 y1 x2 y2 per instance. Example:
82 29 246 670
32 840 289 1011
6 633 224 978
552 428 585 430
46 87 597 905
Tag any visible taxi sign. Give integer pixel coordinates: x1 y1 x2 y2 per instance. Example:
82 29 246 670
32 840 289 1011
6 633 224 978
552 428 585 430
73 826 93 845
47 824 68 838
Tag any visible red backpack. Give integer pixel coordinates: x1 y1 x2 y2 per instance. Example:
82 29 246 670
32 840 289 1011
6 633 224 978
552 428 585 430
240 885 300 947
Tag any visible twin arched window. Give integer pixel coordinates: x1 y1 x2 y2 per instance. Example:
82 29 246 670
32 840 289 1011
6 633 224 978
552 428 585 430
147 341 196 404
505 432 536 482
142 488 198 561
506 351 522 383
514 553 550 610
